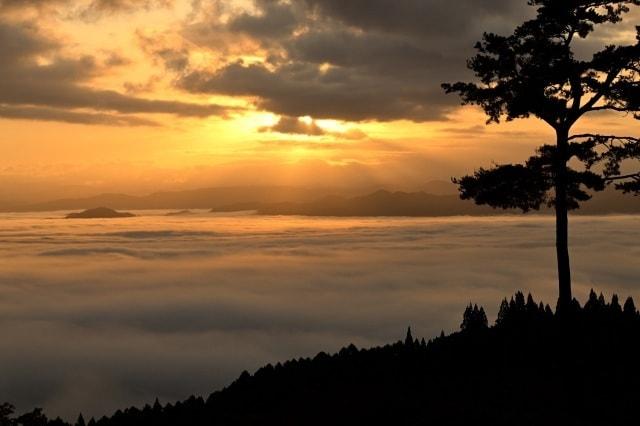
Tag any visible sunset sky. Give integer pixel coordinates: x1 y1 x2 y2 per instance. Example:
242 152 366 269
2 0 640 202
4 1 640 419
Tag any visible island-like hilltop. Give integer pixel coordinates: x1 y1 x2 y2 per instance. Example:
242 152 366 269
65 207 136 219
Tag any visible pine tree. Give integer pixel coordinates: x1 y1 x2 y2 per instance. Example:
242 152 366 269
0 403 15 426
461 304 488 331
496 298 510 327
611 294 622 314
623 296 637 316
75 413 86 426
443 0 640 308
404 327 414 346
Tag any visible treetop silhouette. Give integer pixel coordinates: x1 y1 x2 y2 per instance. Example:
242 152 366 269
443 0 640 307
461 303 488 331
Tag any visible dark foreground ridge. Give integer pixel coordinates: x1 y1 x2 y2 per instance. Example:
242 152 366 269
4 291 640 426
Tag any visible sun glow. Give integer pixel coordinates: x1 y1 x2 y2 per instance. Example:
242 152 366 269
2 0 639 200
315 119 346 133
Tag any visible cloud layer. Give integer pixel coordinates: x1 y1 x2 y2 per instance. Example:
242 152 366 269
0 0 534 126
172 0 535 122
1 212 639 420
0 14 230 126
1 0 637 126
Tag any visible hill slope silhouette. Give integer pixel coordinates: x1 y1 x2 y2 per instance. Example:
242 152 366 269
4 291 640 425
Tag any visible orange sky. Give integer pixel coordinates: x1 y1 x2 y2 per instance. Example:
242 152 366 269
1 0 639 201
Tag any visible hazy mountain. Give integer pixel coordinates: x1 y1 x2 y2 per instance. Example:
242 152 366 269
4 186 333 212
5 181 640 216
65 207 135 219
248 188 640 217
253 190 496 216
577 188 640 214
3 181 455 212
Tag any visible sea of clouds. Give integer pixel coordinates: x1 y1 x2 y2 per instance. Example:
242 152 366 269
1 212 639 420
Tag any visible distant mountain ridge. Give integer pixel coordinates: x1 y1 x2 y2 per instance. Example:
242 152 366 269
3 186 338 212
251 190 496 216
1 182 455 212
3 182 640 216
242 188 640 217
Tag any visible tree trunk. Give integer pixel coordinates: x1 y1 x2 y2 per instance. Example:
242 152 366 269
555 128 572 309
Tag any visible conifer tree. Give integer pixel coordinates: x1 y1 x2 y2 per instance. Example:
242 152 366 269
444 0 640 308
0 403 15 426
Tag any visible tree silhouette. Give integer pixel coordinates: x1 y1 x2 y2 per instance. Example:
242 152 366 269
443 0 640 308
461 304 488 331
16 408 47 426
0 403 15 426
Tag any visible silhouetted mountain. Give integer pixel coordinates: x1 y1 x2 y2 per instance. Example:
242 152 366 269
5 186 341 212
65 207 135 219
412 179 459 195
1 182 456 213
4 182 640 216
248 187 640 216
6 291 640 425
253 190 496 216
210 202 263 212
576 187 640 214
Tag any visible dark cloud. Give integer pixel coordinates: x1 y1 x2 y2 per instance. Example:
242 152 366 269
77 0 174 21
0 19 55 56
300 0 526 39
0 105 158 126
0 0 174 16
286 30 453 79
3 0 634 124
0 0 65 10
1 83 230 117
81 0 173 15
228 0 298 39
174 0 531 122
153 47 190 71
180 61 451 121
103 52 131 67
136 31 191 72
0 19 232 125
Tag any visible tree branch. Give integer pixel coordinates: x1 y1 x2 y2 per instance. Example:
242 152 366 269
589 105 635 113
569 134 640 142
604 172 640 181
579 68 622 114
